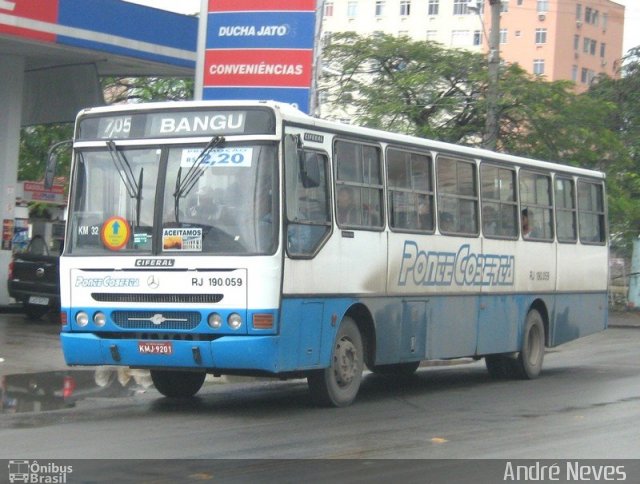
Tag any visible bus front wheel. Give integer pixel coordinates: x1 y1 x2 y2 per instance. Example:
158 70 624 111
513 308 545 379
150 369 206 398
307 317 364 407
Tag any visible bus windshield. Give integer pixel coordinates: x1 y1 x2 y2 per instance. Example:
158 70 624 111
67 142 278 256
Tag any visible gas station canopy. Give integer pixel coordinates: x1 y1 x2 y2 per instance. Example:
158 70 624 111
1 0 198 124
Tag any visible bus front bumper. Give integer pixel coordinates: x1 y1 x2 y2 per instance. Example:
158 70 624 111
60 332 281 373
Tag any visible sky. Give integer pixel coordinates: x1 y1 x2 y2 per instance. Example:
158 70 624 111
127 0 640 56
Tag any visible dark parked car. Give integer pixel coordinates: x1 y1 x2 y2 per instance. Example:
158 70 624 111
8 235 60 319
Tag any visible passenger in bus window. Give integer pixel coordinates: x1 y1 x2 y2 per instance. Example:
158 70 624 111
418 200 433 230
521 208 539 238
337 186 357 225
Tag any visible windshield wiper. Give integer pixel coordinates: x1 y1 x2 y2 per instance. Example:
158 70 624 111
175 136 225 200
172 136 225 223
106 140 140 198
106 140 143 226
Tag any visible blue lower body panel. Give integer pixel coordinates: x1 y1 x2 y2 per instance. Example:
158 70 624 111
61 333 281 373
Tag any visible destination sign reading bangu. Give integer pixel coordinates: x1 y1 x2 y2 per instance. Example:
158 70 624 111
78 108 275 140
398 242 515 287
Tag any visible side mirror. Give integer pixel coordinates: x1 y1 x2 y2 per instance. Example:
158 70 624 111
299 151 321 188
45 140 72 189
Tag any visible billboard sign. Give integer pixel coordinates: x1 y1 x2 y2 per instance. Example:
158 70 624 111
199 0 320 113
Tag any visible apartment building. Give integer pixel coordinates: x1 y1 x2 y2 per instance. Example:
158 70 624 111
321 0 625 91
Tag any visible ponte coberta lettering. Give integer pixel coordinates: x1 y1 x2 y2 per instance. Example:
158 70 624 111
398 242 515 287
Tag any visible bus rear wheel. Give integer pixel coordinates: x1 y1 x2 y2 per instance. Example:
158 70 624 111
307 317 364 407
150 369 206 398
513 308 545 379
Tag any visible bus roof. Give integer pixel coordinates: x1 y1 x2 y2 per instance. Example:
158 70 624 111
77 100 605 180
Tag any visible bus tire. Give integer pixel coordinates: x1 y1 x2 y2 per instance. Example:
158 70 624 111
371 361 420 376
150 369 206 398
513 309 545 379
307 317 364 407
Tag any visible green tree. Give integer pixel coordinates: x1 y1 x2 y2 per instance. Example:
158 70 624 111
101 76 194 104
320 32 486 144
587 47 640 253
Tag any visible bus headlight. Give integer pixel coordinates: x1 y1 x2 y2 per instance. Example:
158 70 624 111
208 313 222 329
76 311 89 327
93 312 106 327
228 313 243 330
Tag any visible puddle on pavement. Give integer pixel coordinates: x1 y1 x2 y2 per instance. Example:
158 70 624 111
1 367 152 414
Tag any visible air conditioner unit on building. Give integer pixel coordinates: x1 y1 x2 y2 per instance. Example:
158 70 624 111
576 20 582 28
601 60 607 67
538 14 546 21
574 52 579 59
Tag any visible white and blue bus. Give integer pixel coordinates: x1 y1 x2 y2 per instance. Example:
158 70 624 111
59 100 608 407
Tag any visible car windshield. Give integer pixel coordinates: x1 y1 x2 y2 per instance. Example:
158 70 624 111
66 142 278 256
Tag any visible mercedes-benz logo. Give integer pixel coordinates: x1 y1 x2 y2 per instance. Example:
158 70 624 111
147 275 160 289
150 314 166 325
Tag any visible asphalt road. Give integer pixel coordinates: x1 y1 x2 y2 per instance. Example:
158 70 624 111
1 311 639 482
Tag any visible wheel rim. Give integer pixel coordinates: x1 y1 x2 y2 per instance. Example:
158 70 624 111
332 336 359 388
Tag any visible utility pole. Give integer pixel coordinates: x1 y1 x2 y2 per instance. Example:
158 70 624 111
484 0 502 151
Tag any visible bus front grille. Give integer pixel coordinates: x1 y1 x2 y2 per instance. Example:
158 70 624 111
92 293 223 304
111 311 201 330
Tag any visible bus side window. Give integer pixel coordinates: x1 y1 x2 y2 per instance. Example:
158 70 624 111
436 156 479 235
284 135 331 257
577 180 606 244
519 170 554 241
480 164 518 238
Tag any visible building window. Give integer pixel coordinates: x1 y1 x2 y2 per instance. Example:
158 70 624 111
500 29 508 44
571 65 578 81
581 67 595 84
535 28 547 44
584 7 600 25
473 30 482 46
428 0 439 16
400 0 411 16
600 42 606 58
583 37 596 55
537 0 548 14
576 3 582 20
501 1 509 13
574 34 580 50
324 1 334 17
533 59 545 75
375 0 385 17
347 1 358 18
602 13 608 31
322 31 332 48
453 0 467 15
517 0 523 5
